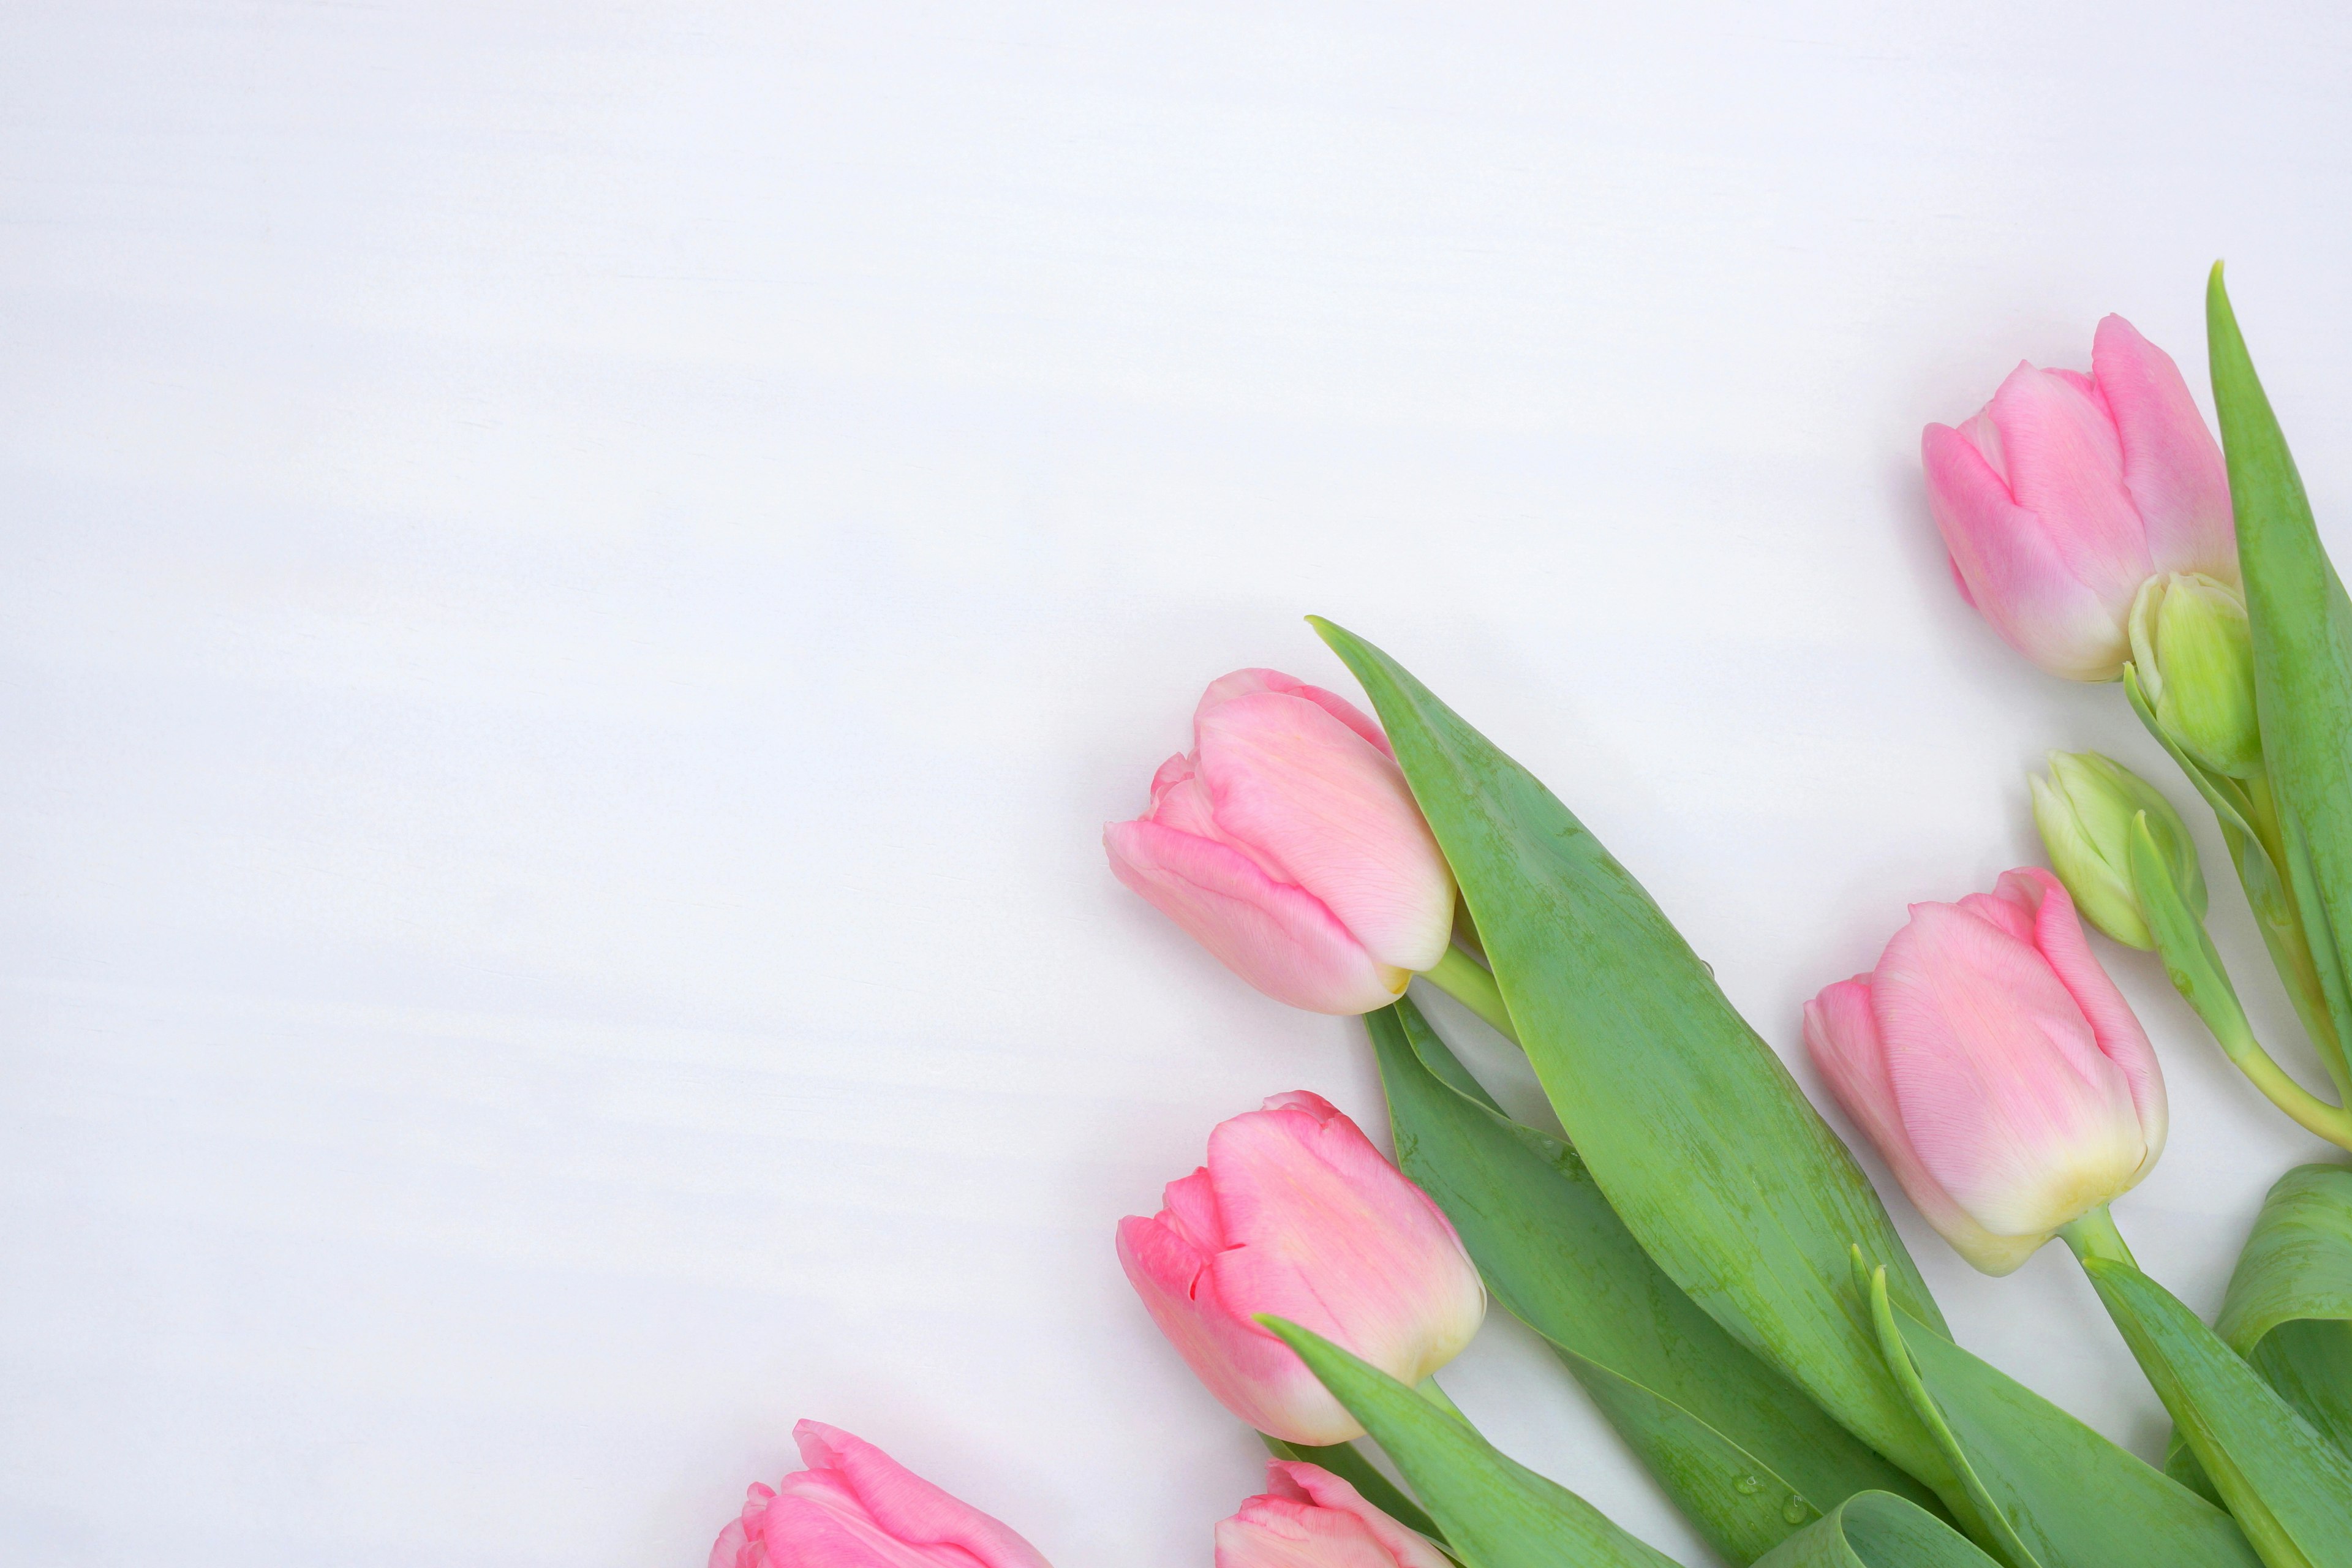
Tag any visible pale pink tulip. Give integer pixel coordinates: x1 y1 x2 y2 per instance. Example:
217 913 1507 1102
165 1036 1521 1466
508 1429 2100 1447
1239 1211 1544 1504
1216 1461 1453 1568
1924 315 2235 680
1104 669 1455 1014
710 1420 1051 1568
1804 868 2168 1275
1118 1091 1485 1445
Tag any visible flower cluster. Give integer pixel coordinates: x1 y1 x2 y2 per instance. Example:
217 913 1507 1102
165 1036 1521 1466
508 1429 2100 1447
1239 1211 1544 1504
710 276 2352 1568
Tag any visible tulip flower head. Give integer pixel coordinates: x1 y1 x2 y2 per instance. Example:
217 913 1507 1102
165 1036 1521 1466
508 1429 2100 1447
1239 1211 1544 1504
1216 1461 1453 1568
710 1420 1052 1568
2030 750 2206 951
1117 1091 1485 1444
1924 316 2236 681
1105 669 1456 1014
1804 869 2167 1275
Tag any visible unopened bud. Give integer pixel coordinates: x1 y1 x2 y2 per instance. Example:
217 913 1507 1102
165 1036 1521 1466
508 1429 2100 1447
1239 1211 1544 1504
2128 573 2261 778
2030 750 2206 950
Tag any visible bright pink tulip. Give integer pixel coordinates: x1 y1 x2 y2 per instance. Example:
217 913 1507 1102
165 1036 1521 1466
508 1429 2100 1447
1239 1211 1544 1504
1215 1461 1452 1568
1104 668 1455 1014
1924 315 2236 680
710 1420 1051 1568
1803 868 2168 1275
1118 1091 1485 1445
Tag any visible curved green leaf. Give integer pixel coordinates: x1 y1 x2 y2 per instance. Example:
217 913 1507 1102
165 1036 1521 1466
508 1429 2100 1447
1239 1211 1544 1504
2215 1164 2352 1457
1752 1491 2004 1568
2208 265 2352 1101
1869 1268 2258 1568
1371 997 1936 1563
2082 1254 2352 1568
1310 617 1950 1492
1261 1317 1681 1568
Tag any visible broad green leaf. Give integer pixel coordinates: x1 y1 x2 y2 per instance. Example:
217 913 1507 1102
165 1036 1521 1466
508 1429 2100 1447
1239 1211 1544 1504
2208 265 2352 1101
1751 1491 2003 1568
1311 616 1949 1488
1370 997 1937 1563
2082 1255 2352 1568
1261 1317 1681 1568
1263 1434 1449 1544
2215 1164 2352 1458
1869 1266 2259 1568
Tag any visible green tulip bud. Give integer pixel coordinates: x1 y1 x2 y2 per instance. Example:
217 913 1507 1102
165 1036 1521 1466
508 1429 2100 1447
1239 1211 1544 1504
2029 750 2207 950
2127 572 2261 778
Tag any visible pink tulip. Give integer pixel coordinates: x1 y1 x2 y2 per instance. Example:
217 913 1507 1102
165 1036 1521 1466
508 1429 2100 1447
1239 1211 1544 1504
710 1420 1051 1568
1215 1461 1452 1568
1118 1091 1485 1445
1924 315 2236 680
1803 868 2168 1275
1104 668 1455 1014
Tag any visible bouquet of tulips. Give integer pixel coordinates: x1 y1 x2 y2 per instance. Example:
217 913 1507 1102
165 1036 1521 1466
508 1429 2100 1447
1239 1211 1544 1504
708 268 2352 1568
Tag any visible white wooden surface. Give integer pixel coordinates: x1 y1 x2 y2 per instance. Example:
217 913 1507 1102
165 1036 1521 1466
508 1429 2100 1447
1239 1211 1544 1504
6 4 2351 1564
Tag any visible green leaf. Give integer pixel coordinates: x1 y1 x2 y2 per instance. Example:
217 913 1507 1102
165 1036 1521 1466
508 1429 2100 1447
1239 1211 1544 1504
1262 1433 1450 1544
1867 1274 2260 1568
1370 996 1938 1563
1751 1491 2005 1568
2207 265 2352 1101
1310 616 1949 1487
2082 1254 2352 1568
2215 1164 2352 1458
1260 1316 1682 1568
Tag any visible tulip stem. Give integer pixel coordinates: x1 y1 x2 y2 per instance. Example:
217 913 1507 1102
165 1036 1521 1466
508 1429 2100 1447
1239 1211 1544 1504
1420 946 1518 1044
2131 816 2352 1150
2059 1205 2137 1269
2237 770 2352 1104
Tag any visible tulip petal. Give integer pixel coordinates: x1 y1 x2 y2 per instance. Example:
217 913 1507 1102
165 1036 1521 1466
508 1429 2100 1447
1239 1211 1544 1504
1872 902 2151 1243
1160 1166 1228 1253
1202 1095 1485 1393
1924 422 2134 679
1194 691 1455 975
1803 980 2041 1275
1986 362 2154 614
1117 1211 1357 1443
2093 315 2237 583
1104 819 1407 1014
1204 668 1395 756
1997 867 2168 1169
784 1423 1052 1568
1264 1462 1454 1568
1216 1462 1453 1568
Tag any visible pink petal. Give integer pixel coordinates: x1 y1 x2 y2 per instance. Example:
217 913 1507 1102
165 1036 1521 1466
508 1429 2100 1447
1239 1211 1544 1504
1200 1098 1483 1392
1985 362 2153 615
1871 902 2150 1241
1159 1166 1228 1253
1924 422 2135 679
1116 1212 1357 1444
1264 1463 1453 1568
1999 867 2168 1167
2092 316 2237 583
1103 819 1406 1014
1804 981 2039 1275
1194 692 1453 974
1203 669 1395 756
786 1423 1050 1568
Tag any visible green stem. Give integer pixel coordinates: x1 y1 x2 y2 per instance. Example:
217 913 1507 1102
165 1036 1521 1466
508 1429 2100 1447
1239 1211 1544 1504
2132 814 2352 1150
2240 771 2352 1102
2059 1205 2138 1268
1420 946 1519 1044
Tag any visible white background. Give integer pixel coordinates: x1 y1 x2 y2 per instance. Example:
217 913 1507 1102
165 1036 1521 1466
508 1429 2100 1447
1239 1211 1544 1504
6 4 2351 1564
